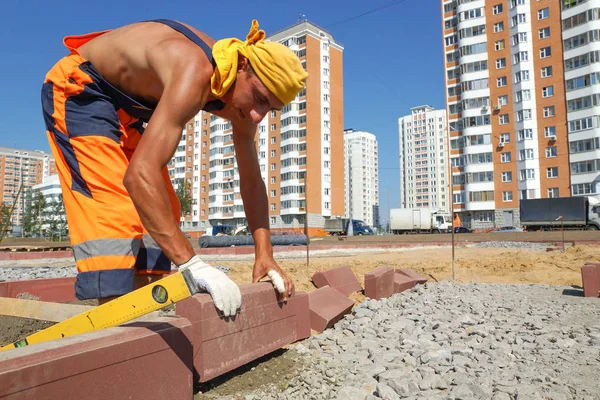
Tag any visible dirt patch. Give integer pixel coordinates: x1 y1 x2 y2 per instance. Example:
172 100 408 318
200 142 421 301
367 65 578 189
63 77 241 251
0 317 54 347
223 245 600 291
0 297 98 347
194 349 304 398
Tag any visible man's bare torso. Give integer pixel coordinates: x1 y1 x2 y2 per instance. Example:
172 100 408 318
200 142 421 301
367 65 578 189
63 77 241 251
76 21 219 110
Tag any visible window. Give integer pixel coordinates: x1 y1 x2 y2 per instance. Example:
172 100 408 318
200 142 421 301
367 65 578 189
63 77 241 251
271 137 276 144
494 22 504 33
270 217 276 225
271 123 276 131
270 203 276 211
547 167 559 178
541 66 553 78
503 191 513 202
512 32 528 46
498 95 509 106
496 58 506 69
270 150 276 158
514 51 529 65
270 190 276 197
519 169 535 181
512 13 527 26
544 106 555 117
518 129 533 140
502 171 513 182
546 147 557 158
271 110 277 118
495 40 505 51
499 114 509 125
514 70 530 83
270 176 276 184
540 46 552 58
519 148 534 160
545 126 556 137
517 109 532 121
497 76 507 87
548 188 559 198
538 7 549 20
542 86 554 98
500 133 510 143
501 152 512 163
493 4 503 14
271 163 276 171
539 27 550 39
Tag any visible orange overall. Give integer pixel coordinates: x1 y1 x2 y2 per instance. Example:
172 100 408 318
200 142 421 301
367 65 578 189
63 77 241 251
41 20 223 300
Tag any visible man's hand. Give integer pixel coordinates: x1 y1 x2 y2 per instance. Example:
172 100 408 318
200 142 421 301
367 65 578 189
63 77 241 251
178 255 242 316
252 255 295 301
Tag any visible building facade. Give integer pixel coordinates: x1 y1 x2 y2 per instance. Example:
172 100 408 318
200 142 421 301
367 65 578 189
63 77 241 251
442 0 569 229
398 106 449 213
344 129 379 227
172 20 344 236
0 147 56 229
562 1 600 196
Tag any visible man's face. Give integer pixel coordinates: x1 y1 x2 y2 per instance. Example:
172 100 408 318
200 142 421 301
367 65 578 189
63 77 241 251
227 57 284 124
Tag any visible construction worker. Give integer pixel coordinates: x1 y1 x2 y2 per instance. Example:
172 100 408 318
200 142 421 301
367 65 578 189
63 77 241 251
41 19 307 316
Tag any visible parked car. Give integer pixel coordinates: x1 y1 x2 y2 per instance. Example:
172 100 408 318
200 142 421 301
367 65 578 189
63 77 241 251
492 226 523 233
454 226 473 234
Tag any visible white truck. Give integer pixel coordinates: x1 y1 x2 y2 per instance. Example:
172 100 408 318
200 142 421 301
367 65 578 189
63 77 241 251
390 208 452 234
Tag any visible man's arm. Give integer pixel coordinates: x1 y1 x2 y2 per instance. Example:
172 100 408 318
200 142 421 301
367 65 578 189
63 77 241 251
232 123 272 257
232 121 294 299
124 56 211 266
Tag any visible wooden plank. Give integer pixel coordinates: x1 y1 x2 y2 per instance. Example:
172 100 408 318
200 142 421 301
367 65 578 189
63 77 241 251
0 297 93 322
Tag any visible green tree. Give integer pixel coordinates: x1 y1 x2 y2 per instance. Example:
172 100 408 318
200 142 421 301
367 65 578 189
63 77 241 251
45 195 68 241
175 178 193 218
23 190 46 237
0 202 13 244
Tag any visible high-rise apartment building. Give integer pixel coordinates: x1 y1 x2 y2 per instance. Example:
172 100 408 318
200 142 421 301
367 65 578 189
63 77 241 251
0 147 56 228
171 20 344 236
344 129 379 227
562 1 600 196
398 106 449 212
442 0 569 229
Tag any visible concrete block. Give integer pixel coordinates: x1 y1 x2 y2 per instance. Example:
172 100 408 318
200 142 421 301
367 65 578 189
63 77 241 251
364 266 394 300
176 283 310 382
311 265 362 296
395 268 427 285
0 317 194 400
394 273 417 294
308 286 354 333
581 264 600 298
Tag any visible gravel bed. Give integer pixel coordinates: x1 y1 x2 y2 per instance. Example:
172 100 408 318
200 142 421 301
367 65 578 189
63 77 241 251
471 241 553 251
0 265 231 282
245 282 600 400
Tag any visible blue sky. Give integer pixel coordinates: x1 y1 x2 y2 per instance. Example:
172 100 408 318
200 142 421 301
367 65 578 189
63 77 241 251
1 0 444 224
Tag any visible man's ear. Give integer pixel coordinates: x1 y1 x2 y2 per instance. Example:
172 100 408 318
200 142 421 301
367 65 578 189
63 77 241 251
237 55 249 72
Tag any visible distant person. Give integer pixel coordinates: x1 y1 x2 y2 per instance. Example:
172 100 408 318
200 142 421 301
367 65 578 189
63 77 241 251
41 19 307 315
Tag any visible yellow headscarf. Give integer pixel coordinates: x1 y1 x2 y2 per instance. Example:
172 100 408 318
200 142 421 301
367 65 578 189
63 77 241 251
211 20 309 105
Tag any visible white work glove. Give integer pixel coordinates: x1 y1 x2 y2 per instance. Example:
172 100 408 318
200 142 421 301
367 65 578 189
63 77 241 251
178 255 242 317
267 270 286 295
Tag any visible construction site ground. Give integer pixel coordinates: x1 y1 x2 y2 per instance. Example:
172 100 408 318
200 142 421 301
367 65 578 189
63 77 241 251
1 233 600 398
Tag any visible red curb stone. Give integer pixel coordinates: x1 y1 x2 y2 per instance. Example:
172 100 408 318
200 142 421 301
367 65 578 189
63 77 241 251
394 273 417 294
581 264 600 298
396 268 427 285
176 283 310 382
0 277 77 302
308 286 354 333
311 266 362 297
364 266 395 300
0 317 194 400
